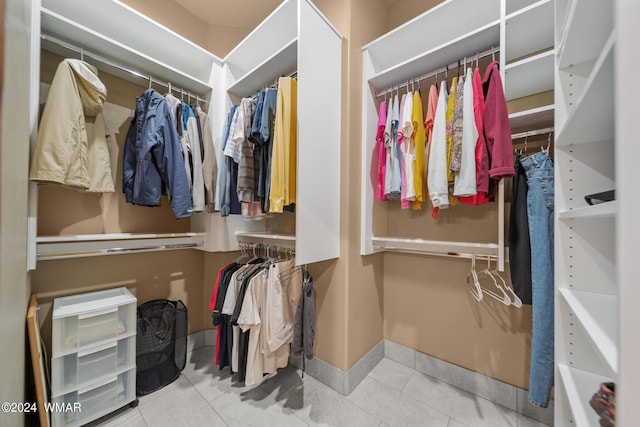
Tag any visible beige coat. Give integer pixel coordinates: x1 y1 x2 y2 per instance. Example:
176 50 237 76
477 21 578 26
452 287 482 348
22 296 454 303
30 59 114 192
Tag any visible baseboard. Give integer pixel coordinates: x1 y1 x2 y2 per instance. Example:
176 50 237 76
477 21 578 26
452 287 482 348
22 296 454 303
384 339 554 426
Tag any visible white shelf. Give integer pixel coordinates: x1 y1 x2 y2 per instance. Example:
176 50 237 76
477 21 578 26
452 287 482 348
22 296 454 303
556 32 615 147
509 104 554 133
505 0 554 62
36 232 205 260
224 0 297 77
506 0 544 15
41 9 213 94
504 50 554 100
369 21 500 90
559 288 618 374
558 364 613 427
41 0 219 86
235 231 296 249
227 38 297 97
558 201 617 219
557 0 613 69
372 236 499 257
363 0 500 73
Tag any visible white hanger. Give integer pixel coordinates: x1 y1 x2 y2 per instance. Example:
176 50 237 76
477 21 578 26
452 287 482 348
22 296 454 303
466 253 483 302
477 257 510 305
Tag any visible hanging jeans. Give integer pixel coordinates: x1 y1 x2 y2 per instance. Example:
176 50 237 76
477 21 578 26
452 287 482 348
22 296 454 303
520 151 554 407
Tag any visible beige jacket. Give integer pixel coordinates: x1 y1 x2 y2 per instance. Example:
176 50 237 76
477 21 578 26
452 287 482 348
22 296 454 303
30 59 114 192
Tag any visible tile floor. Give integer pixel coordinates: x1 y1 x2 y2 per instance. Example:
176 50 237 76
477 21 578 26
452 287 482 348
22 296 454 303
87 346 551 427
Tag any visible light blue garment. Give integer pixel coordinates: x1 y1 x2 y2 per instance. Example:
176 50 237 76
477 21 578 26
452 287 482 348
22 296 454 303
389 94 401 200
520 151 554 408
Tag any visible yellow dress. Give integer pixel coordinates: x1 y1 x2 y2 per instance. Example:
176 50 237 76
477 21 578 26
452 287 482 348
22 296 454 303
411 91 427 210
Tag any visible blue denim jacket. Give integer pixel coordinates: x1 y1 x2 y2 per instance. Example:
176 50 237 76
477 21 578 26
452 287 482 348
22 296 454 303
123 89 192 218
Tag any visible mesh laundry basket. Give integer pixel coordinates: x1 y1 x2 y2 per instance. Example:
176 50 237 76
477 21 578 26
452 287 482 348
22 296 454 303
136 299 187 395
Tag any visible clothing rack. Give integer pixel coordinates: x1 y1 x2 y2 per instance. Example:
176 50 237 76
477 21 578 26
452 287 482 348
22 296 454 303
40 33 210 104
375 46 500 98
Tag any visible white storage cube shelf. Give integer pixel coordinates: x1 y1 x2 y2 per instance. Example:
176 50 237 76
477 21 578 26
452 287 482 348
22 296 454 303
51 287 136 426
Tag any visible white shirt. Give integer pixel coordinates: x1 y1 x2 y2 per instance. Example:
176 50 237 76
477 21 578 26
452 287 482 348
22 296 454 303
402 91 416 202
454 69 479 196
427 82 450 209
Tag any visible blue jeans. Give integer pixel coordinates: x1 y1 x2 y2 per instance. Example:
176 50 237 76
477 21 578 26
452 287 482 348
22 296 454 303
520 151 554 407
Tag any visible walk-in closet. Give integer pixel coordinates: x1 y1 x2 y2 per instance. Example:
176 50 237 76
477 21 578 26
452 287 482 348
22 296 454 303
1 0 637 426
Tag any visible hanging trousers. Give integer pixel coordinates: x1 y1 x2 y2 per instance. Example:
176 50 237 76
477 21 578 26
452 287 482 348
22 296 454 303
520 151 554 407
509 154 533 305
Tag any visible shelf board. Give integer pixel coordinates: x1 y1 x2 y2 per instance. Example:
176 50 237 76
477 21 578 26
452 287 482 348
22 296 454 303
558 201 617 219
556 32 615 147
506 0 543 15
372 236 499 257
227 38 297 97
557 0 613 69
504 50 554 100
369 21 500 91
41 9 213 94
559 288 618 374
505 0 554 62
509 104 554 133
41 0 219 86
558 364 614 427
235 231 296 249
36 233 205 260
363 0 500 73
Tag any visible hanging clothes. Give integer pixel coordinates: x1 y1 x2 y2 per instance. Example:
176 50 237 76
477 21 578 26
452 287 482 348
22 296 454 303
427 81 449 212
459 67 490 206
292 268 316 360
411 91 427 210
402 91 416 208
221 106 243 217
195 105 218 213
235 97 258 204
384 95 395 198
269 77 297 213
122 89 192 218
424 84 439 218
389 94 402 200
375 101 388 201
509 154 533 305
398 93 410 208
30 59 114 193
181 102 205 212
260 88 278 212
215 105 237 214
451 74 464 175
453 69 478 197
445 77 459 206
165 94 193 196
482 61 515 199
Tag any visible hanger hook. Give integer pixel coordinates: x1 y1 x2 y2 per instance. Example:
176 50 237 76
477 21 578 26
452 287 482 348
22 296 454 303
148 75 152 90
80 47 84 61
492 47 496 62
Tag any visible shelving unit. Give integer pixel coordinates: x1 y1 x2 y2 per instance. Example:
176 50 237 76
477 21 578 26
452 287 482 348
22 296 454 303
554 0 618 425
193 0 342 266
50 287 137 427
28 0 222 269
504 49 554 100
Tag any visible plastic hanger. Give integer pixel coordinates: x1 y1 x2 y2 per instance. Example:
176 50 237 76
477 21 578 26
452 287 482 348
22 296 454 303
477 258 510 305
466 253 483 302
148 75 152 90
492 267 523 308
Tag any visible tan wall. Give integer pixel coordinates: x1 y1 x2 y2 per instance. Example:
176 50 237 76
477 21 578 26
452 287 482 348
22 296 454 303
1 0 32 423
385 0 445 31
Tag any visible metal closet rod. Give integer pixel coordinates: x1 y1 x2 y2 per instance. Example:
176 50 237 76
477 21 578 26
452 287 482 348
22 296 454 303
511 127 554 140
40 34 210 104
375 46 500 98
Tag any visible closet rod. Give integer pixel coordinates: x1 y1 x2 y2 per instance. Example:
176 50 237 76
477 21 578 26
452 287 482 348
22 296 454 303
37 242 202 261
511 127 554 140
376 246 499 262
374 46 500 98
40 34 210 103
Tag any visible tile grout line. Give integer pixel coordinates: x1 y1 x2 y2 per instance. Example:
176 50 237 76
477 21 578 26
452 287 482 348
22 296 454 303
180 362 232 426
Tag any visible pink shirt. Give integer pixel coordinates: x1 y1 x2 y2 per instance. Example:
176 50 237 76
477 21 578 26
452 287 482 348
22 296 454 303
424 85 439 218
376 101 387 201
459 67 490 205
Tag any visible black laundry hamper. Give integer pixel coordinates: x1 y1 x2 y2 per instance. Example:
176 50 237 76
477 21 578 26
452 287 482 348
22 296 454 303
136 299 188 395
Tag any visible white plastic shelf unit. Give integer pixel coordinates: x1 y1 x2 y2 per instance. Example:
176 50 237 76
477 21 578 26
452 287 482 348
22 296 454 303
51 287 137 427
28 0 222 269
192 0 342 266
554 0 617 425
504 0 555 132
361 0 511 266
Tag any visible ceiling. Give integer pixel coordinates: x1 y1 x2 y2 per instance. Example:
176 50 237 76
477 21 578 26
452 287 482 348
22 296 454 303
173 0 283 27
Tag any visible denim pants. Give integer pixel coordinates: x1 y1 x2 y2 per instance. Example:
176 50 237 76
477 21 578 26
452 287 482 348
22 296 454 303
520 151 554 407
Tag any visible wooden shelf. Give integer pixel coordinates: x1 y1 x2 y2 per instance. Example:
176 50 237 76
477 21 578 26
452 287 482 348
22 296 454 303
557 0 613 69
558 364 614 427
509 104 554 133
227 38 297 97
36 233 205 260
505 0 554 62
556 32 615 147
41 9 213 94
558 201 617 219
559 288 618 374
504 49 554 100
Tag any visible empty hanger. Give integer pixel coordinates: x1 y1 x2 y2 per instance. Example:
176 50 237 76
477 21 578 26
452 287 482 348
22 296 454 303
477 257 510 305
466 253 483 302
